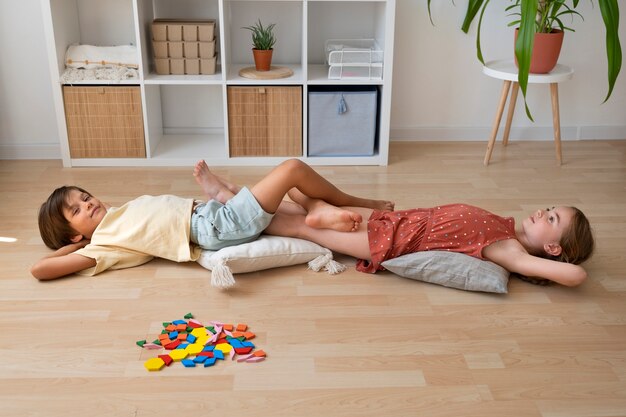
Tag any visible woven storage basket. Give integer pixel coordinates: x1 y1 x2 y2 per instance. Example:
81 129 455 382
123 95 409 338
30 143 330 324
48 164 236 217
227 86 302 157
63 86 145 158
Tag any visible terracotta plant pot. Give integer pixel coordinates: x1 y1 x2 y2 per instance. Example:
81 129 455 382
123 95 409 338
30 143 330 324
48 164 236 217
514 28 564 74
252 49 273 71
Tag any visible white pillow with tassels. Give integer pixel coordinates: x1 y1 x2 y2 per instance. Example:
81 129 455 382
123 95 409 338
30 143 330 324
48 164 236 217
196 236 345 289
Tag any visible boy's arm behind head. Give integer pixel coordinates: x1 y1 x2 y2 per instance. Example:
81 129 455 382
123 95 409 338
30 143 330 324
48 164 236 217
31 242 96 280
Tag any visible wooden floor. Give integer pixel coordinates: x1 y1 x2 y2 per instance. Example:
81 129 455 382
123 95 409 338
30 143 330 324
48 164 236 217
1 141 625 417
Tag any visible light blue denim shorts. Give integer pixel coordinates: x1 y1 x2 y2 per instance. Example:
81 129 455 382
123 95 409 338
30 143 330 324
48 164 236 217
190 187 273 251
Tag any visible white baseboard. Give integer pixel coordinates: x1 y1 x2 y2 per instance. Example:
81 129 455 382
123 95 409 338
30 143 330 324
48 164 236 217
390 125 626 141
0 143 61 159
1 126 624 160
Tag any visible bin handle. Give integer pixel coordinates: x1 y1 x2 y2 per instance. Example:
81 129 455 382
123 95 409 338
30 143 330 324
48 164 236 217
337 94 347 115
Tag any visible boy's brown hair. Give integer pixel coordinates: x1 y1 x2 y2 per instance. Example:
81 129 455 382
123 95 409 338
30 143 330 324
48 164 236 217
38 186 92 250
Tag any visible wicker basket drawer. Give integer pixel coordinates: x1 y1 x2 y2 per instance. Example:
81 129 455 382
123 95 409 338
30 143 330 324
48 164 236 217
227 86 302 157
63 86 145 158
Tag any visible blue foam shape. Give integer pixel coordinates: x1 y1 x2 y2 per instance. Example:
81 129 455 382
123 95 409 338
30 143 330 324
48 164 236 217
181 359 196 367
242 341 255 348
187 334 197 343
203 357 217 367
228 339 243 348
169 331 179 339
202 346 215 352
172 320 187 325
193 356 208 363
213 350 224 360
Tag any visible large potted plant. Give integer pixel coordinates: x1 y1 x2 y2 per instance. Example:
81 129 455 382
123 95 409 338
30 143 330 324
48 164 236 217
243 19 277 71
429 0 622 120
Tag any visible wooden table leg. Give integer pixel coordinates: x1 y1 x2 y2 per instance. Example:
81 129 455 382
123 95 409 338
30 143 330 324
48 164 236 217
550 82 562 166
484 80 511 166
502 82 519 146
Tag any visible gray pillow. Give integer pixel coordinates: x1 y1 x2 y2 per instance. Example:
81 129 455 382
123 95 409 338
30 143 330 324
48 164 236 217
381 251 509 293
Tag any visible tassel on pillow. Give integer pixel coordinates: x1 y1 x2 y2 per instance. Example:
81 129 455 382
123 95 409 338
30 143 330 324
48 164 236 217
210 258 236 289
308 253 346 275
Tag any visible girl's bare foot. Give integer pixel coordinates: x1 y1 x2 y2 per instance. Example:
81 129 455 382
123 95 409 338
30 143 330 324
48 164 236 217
304 201 362 232
193 160 235 204
371 199 395 211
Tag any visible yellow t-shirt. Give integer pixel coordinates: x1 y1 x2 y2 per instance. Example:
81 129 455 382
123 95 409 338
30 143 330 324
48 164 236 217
75 195 201 276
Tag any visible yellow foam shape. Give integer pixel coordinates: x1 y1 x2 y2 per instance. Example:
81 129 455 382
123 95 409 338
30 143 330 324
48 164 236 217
185 343 204 355
144 357 165 371
191 328 208 338
169 349 188 361
215 343 232 354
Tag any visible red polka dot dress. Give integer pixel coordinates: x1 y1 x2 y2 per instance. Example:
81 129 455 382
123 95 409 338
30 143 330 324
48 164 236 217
356 204 516 273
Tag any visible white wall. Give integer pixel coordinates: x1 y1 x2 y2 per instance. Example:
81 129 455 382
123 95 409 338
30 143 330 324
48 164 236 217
391 0 626 141
0 0 624 159
0 0 60 158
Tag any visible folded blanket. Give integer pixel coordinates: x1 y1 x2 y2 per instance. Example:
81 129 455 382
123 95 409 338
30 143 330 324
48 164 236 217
65 44 139 69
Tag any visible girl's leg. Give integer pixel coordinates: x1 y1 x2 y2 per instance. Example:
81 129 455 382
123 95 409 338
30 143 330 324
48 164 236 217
264 207 373 260
250 159 391 214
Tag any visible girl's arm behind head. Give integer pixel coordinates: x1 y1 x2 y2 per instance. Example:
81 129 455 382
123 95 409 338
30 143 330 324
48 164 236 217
483 239 588 287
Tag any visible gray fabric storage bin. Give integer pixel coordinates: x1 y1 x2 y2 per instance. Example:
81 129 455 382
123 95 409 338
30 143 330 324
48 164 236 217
308 86 378 156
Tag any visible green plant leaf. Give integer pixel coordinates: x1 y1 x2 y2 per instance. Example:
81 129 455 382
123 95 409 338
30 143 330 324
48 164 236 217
599 0 622 102
462 0 485 33
515 0 538 121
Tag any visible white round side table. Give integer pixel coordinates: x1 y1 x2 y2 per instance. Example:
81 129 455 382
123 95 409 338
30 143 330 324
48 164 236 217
482 59 574 166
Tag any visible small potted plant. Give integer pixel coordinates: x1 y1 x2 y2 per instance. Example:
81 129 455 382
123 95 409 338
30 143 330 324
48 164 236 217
243 19 277 71
429 0 622 120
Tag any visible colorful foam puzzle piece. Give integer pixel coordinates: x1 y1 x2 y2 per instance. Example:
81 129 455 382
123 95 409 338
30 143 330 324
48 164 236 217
184 313 194 319
169 349 188 361
193 355 208 364
164 340 181 350
158 354 173 366
185 343 204 355
213 349 225 360
181 359 196 367
144 357 165 371
234 347 253 355
136 340 146 347
236 324 248 332
215 343 233 354
188 319 203 328
203 357 217 367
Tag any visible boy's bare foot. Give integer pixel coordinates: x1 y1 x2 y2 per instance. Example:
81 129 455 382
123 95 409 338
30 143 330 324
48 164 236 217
304 201 362 232
193 160 235 204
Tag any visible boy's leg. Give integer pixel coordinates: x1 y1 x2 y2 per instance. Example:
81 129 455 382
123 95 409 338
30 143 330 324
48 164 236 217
194 160 306 216
264 208 373 260
193 160 236 204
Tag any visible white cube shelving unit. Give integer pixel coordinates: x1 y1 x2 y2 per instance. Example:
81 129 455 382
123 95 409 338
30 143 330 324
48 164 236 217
42 0 396 167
